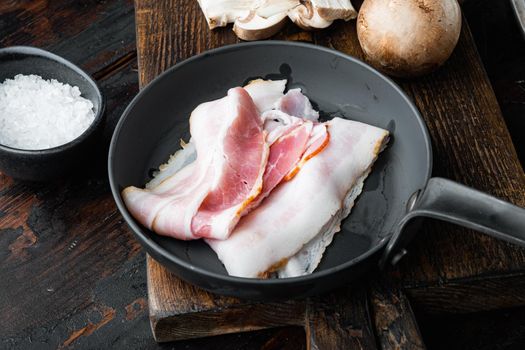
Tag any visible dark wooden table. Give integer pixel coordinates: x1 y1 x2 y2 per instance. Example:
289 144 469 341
1 1 524 349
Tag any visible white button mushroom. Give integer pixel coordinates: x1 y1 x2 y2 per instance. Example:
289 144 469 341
357 0 462 77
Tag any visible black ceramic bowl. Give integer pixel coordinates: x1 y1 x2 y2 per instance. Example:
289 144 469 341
0 46 105 182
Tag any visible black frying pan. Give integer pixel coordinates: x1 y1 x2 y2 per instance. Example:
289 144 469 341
108 42 525 300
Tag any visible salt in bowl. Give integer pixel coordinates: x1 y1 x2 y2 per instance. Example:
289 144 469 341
0 46 105 181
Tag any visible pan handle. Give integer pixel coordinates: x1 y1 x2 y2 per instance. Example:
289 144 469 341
381 177 525 266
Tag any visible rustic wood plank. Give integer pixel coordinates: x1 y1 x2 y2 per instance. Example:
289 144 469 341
0 0 137 76
0 62 142 349
147 256 305 342
305 286 377 350
370 276 426 349
150 326 307 350
149 254 380 347
393 22 525 285
134 0 237 88
0 1 144 348
463 0 525 165
417 305 525 350
407 272 525 315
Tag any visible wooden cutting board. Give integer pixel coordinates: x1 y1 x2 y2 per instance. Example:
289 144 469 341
134 0 525 348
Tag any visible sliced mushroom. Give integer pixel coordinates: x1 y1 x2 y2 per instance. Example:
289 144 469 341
254 0 301 18
288 1 333 30
234 11 289 41
197 0 356 38
197 0 254 29
311 0 357 21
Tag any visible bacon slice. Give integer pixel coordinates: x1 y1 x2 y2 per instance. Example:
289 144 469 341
275 88 319 121
122 87 268 240
247 120 313 211
123 82 336 243
207 117 389 278
284 123 329 181
244 79 319 122
244 79 286 113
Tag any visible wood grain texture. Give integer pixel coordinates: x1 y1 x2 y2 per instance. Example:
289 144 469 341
0 1 144 348
370 277 426 349
463 0 525 165
392 22 525 286
418 305 525 350
408 273 525 315
148 256 305 342
134 0 234 88
305 287 377 350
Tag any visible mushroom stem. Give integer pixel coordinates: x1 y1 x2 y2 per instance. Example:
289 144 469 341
288 1 333 30
197 0 253 29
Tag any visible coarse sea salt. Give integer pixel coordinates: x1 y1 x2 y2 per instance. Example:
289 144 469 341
0 74 95 150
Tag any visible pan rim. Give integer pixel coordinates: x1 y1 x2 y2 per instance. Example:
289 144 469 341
108 40 433 286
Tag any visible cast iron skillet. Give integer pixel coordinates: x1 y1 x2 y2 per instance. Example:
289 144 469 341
109 41 525 300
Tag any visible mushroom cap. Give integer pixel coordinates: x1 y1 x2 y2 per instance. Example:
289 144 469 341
357 0 461 77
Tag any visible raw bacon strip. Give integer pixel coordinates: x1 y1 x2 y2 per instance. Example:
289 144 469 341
244 79 319 123
247 120 313 210
123 96 227 237
146 116 315 238
122 161 198 233
123 87 268 240
124 82 334 242
207 117 389 278
244 79 286 113
190 88 270 239
284 123 329 181
145 141 196 190
261 110 303 145
278 171 370 278
275 88 319 121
